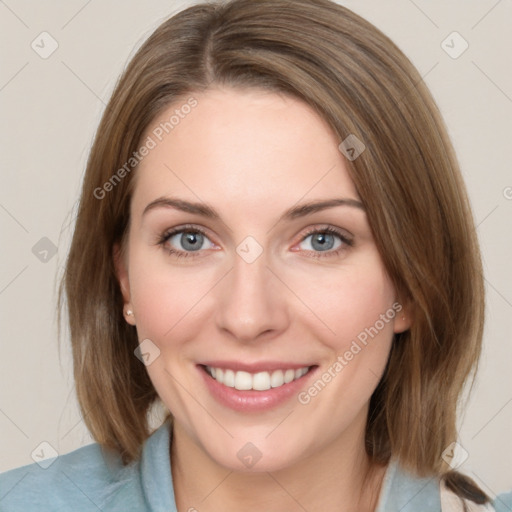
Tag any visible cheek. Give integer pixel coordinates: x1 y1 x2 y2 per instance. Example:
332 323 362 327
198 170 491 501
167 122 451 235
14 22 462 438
126 249 210 416
291 263 397 432
294 255 398 351
127 247 213 341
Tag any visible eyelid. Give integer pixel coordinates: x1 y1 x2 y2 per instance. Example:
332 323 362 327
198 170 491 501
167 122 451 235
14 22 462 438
297 224 353 244
157 224 216 248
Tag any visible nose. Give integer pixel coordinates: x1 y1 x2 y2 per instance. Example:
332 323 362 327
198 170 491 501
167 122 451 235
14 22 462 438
214 248 290 343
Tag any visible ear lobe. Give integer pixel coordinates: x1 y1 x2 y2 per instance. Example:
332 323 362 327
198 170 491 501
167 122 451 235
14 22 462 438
113 242 131 304
393 298 414 334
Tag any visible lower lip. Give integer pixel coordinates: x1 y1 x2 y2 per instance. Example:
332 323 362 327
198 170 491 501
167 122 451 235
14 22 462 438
197 365 318 412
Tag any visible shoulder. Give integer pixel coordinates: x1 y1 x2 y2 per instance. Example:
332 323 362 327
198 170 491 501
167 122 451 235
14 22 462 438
0 421 174 512
377 460 505 512
376 459 443 512
493 490 512 512
0 441 145 511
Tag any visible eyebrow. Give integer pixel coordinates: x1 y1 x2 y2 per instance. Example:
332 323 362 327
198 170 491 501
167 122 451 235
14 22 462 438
142 196 365 222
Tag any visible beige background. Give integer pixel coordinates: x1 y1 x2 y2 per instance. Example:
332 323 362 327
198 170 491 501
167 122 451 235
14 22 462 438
0 0 511 500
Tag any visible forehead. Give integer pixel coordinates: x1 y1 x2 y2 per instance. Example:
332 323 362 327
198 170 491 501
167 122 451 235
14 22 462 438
131 87 359 216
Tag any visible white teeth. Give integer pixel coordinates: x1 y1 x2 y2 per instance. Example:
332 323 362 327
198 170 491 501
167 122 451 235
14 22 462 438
270 370 284 388
224 369 235 388
253 371 271 391
284 369 295 383
234 371 252 390
205 365 311 391
295 367 308 379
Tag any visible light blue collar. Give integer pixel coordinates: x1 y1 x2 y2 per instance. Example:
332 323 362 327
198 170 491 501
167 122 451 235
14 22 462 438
140 420 177 511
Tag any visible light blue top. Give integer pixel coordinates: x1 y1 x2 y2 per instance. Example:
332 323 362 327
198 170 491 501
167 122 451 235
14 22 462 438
1 420 510 511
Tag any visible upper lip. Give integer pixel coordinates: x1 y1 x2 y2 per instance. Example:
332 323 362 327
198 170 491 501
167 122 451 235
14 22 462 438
199 361 316 373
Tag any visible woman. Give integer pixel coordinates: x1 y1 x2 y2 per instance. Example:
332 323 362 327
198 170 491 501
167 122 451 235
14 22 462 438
1 0 510 510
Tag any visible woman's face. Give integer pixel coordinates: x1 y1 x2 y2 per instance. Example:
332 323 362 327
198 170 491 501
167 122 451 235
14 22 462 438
116 87 410 472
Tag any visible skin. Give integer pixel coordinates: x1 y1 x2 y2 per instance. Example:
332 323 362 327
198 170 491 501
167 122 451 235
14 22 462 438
115 87 412 512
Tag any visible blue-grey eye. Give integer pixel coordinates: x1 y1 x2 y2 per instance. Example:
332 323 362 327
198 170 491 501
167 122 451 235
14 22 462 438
168 230 210 252
300 231 343 252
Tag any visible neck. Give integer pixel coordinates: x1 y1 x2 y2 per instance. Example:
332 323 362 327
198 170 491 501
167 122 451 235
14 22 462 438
170 415 387 512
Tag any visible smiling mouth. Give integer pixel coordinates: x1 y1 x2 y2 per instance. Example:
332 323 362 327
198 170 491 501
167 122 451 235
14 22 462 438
201 364 315 391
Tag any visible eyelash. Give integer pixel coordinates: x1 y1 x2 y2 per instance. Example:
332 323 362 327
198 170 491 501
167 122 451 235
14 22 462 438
156 224 354 260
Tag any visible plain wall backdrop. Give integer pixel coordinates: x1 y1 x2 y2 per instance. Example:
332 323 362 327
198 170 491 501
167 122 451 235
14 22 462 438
1 0 511 500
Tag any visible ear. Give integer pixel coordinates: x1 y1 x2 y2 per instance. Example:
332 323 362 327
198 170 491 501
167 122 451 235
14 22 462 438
392 296 414 334
113 242 136 326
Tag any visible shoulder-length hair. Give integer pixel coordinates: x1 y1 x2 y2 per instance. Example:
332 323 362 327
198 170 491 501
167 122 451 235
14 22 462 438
59 0 486 502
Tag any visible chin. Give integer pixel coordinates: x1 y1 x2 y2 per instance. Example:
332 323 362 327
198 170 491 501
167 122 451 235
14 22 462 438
195 432 311 474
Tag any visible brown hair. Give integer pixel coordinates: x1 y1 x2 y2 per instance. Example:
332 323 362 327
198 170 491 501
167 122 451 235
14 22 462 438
59 0 487 502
